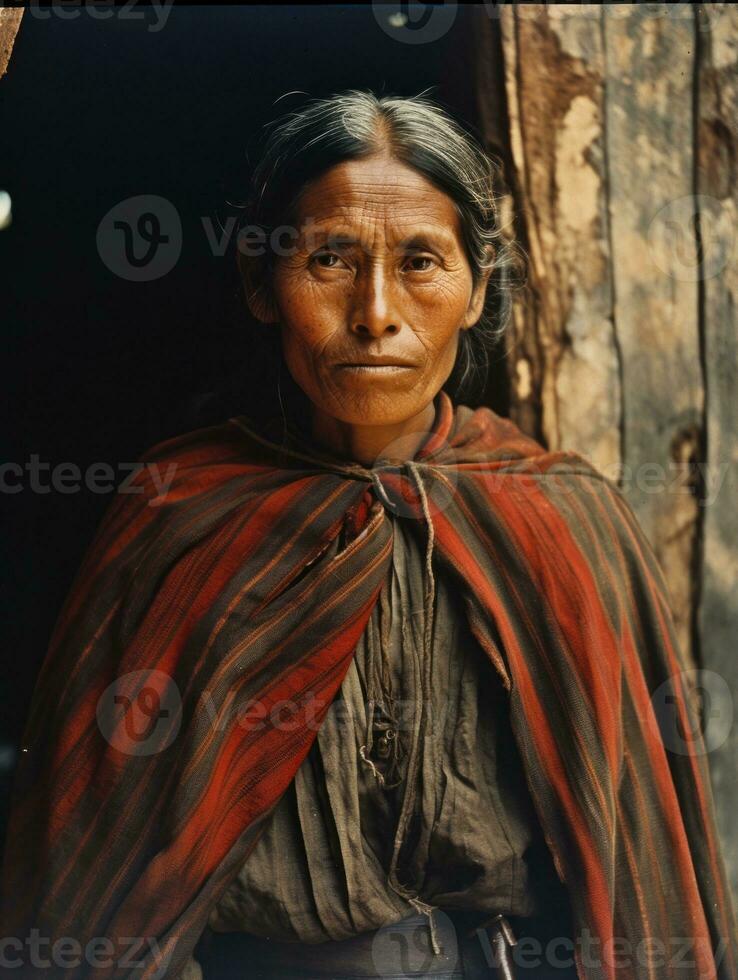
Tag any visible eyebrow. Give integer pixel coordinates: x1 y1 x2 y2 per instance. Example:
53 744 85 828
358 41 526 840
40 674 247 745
300 225 457 252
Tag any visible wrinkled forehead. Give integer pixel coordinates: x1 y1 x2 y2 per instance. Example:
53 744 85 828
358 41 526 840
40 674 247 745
290 157 463 249
294 216 461 255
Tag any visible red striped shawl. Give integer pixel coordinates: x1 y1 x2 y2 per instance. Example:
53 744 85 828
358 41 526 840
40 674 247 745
1 390 735 979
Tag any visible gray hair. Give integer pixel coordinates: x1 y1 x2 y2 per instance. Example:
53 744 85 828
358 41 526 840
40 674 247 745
238 88 526 402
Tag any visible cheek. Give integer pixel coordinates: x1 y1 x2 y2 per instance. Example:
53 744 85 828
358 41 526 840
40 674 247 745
412 281 472 350
280 326 323 386
415 272 472 318
275 269 318 322
275 277 341 352
278 302 340 392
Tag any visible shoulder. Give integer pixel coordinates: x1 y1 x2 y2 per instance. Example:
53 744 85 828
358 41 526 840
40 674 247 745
116 417 275 511
139 418 255 469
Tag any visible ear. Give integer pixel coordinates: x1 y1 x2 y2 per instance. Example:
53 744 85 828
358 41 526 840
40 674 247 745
237 250 279 324
461 250 495 330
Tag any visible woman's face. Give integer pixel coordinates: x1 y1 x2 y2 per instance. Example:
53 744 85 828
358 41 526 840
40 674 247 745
254 152 490 434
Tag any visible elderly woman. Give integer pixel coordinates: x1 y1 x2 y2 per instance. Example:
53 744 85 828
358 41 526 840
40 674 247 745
1 91 735 980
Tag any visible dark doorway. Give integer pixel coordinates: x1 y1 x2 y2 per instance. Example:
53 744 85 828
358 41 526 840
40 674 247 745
0 4 509 834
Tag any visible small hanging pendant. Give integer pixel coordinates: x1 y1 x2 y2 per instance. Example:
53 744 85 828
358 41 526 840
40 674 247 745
366 702 403 788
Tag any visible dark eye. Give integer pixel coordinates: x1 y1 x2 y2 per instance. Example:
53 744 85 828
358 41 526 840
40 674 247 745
404 255 435 272
312 251 344 269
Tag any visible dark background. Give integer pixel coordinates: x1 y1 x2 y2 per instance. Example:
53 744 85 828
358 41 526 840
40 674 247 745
0 3 509 836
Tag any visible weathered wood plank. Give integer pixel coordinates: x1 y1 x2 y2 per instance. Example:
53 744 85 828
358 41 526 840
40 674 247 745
487 4 702 667
695 1 738 899
490 5 622 475
603 5 702 670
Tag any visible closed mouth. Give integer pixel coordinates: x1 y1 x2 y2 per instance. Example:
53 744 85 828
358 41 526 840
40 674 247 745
337 362 416 369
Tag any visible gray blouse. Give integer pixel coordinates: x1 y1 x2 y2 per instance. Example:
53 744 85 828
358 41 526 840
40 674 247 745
206 516 564 946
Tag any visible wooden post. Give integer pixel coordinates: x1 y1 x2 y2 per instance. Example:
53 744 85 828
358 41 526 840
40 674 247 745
475 1 737 898
695 2 738 899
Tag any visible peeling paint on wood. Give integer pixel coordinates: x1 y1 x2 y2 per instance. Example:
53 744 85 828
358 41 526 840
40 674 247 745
493 5 621 478
0 7 23 81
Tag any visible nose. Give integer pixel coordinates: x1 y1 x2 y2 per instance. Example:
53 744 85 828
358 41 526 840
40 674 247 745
350 265 400 338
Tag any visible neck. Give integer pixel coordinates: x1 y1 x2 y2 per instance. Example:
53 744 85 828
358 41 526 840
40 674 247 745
309 398 438 466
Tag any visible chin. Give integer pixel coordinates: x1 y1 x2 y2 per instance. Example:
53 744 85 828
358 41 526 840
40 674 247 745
331 391 426 426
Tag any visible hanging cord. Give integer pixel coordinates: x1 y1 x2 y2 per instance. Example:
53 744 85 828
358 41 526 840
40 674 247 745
359 469 406 790
359 582 402 789
381 461 441 956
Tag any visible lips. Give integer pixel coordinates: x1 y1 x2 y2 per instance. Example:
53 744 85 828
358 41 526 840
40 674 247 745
336 358 416 368
336 363 416 373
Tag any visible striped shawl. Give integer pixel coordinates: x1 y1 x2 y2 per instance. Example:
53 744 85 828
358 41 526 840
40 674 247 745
1 390 735 979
